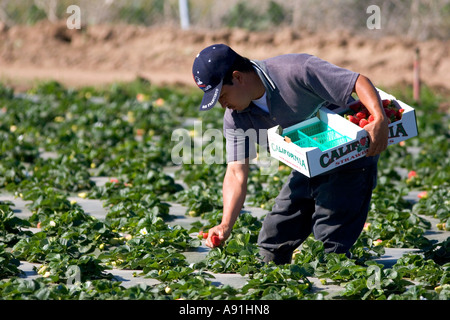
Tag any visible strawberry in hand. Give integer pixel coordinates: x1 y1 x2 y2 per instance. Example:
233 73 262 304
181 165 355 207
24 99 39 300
211 235 221 247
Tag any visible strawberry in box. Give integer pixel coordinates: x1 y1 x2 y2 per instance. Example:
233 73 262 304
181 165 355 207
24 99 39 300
344 99 404 127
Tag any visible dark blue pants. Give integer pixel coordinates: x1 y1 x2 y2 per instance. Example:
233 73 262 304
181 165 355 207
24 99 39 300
257 160 378 264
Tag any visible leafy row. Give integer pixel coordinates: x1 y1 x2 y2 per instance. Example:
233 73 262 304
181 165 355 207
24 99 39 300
0 80 449 300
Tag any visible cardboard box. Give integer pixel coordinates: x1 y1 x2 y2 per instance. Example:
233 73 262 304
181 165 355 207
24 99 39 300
268 88 418 177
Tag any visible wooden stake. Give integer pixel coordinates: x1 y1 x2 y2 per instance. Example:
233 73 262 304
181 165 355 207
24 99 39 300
413 47 421 103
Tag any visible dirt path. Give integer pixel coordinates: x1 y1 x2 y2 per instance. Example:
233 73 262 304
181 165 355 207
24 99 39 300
0 21 448 97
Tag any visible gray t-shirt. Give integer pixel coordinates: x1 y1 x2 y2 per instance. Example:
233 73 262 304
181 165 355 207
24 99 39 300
223 53 360 163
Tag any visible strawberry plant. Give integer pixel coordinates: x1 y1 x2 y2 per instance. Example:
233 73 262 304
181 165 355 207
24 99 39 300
0 80 448 301
0 245 22 279
0 201 33 246
174 183 223 216
198 232 263 275
340 266 414 300
239 263 314 300
412 183 450 227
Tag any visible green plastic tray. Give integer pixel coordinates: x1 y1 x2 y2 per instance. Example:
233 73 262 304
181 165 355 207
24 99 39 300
283 121 351 151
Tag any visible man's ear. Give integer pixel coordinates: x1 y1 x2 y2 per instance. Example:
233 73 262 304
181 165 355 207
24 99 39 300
232 71 243 84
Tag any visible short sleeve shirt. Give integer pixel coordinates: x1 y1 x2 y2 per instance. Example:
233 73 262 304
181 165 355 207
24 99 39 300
223 53 360 163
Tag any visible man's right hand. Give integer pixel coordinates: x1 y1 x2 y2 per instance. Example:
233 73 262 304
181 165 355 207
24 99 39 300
206 159 249 248
205 223 231 248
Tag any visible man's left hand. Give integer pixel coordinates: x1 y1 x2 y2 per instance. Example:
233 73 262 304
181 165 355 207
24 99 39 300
364 117 389 157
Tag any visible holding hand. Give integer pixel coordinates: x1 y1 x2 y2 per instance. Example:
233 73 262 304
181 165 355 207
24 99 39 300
205 224 231 248
353 75 390 157
364 117 389 157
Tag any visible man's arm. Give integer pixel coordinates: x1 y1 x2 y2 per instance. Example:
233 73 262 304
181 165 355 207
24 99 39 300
353 74 389 157
205 159 249 247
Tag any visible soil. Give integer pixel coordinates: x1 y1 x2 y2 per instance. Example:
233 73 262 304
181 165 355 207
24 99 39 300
0 20 448 102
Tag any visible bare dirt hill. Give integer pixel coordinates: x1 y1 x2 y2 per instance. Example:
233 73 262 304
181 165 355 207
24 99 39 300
0 21 448 98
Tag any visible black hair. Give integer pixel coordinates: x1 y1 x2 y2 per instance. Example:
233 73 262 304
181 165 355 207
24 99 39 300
222 55 254 85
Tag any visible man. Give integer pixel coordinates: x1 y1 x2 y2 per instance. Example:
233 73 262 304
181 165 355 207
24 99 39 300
192 44 389 264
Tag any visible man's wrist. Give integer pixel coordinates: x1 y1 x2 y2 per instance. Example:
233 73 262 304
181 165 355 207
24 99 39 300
218 222 232 238
219 222 231 231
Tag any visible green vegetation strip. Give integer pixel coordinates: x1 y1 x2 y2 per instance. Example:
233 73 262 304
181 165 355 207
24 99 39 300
0 80 448 300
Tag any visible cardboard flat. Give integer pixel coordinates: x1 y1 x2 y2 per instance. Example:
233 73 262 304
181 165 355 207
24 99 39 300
268 88 418 177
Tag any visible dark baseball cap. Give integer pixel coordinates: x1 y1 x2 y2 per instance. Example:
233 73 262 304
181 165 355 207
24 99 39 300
192 44 238 111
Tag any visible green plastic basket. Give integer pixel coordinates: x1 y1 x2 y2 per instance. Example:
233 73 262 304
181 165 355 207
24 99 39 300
298 121 328 137
294 136 320 148
310 130 341 145
283 130 302 142
283 120 351 151
321 136 351 150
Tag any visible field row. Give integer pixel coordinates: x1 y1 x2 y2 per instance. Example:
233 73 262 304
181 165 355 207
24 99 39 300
0 80 449 300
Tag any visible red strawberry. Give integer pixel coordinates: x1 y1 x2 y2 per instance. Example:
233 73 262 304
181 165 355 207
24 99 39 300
360 137 367 146
382 99 391 107
360 107 370 117
203 232 208 239
359 119 369 128
384 108 393 117
355 112 367 121
368 114 375 122
417 191 428 199
348 115 360 125
349 101 362 112
390 114 398 123
386 108 398 123
211 235 221 247
408 170 417 179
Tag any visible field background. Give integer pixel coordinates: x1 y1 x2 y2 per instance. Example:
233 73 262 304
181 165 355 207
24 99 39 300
0 0 449 102
0 0 449 303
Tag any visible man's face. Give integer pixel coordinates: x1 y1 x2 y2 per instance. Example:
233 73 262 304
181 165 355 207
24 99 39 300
218 73 252 112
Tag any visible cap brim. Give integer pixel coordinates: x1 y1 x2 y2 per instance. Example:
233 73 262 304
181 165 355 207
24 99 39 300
199 80 223 111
